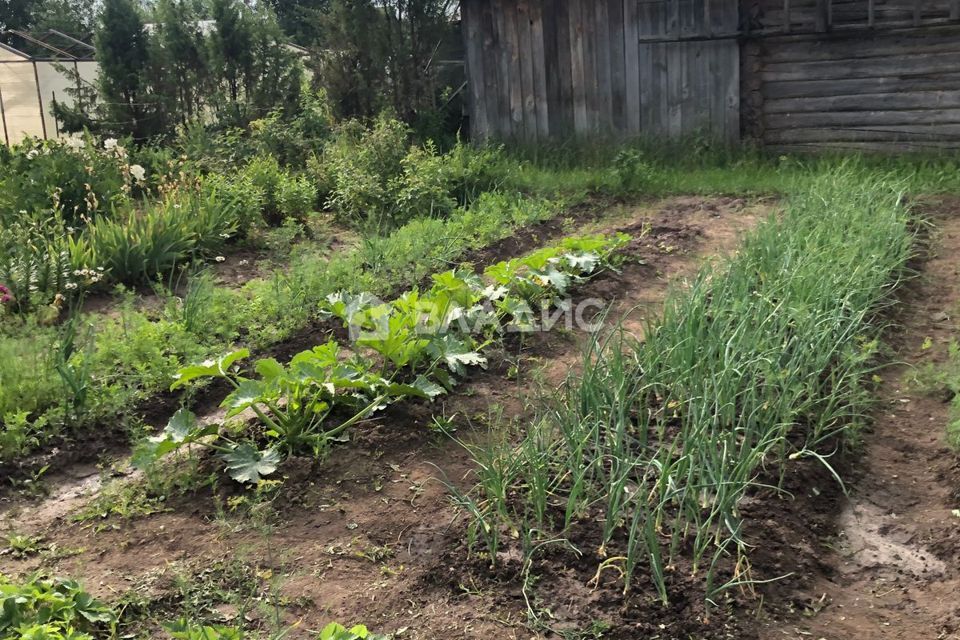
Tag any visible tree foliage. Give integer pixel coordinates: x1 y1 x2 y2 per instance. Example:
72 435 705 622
312 0 460 136
57 0 303 140
95 0 155 138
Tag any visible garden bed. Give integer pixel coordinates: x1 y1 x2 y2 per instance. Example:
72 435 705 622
0 195 765 638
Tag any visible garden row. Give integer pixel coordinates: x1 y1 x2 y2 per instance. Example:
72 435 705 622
0 230 631 640
0 571 382 640
451 163 915 611
135 234 629 482
0 186 563 467
0 115 510 314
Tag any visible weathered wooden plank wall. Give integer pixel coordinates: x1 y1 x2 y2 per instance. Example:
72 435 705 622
465 0 960 149
743 24 960 150
745 0 958 32
462 0 741 141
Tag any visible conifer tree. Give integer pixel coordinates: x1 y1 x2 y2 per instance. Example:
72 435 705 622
95 0 156 138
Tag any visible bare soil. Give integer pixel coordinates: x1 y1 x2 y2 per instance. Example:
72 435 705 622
754 197 960 640
0 196 766 639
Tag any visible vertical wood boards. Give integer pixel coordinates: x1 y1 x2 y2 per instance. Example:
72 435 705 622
609 0 628 133
555 0 575 135
623 0 642 133
462 0 486 138
516 1 538 141
530 1 551 139
569 0 589 133
462 0 740 142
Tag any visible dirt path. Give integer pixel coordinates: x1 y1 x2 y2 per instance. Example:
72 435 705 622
0 197 765 639
759 198 960 640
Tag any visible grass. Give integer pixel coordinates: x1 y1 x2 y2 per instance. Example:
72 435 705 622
453 159 916 608
909 337 960 449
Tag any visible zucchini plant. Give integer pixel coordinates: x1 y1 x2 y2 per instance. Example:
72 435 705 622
139 233 631 484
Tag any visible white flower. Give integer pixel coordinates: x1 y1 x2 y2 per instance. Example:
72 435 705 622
129 164 146 182
65 137 85 150
103 138 118 150
64 282 78 290
215 256 226 263
26 149 39 159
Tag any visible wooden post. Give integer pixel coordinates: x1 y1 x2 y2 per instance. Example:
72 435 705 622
0 77 9 145
951 0 959 21
815 0 829 32
704 0 712 36
868 0 875 27
914 0 922 26
783 0 791 33
32 61 47 139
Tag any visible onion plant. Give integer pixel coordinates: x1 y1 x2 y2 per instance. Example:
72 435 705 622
454 162 915 606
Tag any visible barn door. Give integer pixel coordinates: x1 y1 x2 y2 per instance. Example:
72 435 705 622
463 0 742 141
633 0 741 142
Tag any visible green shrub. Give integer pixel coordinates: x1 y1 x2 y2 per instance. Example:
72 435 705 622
444 142 513 205
391 141 457 221
201 173 264 236
277 174 318 223
243 154 316 226
324 117 513 232
325 116 410 231
0 136 125 227
248 91 333 166
613 148 658 192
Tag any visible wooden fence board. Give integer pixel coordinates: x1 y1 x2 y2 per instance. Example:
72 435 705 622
463 0 738 144
624 0 642 133
530 1 551 139
609 0 628 132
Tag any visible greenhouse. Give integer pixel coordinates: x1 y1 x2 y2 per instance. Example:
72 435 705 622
0 30 96 145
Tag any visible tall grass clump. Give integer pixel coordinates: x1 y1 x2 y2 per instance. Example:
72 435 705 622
455 163 915 606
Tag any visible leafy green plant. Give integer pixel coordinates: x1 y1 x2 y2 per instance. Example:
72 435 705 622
166 618 244 639
243 155 317 226
135 345 431 482
325 116 469 233
0 574 117 640
0 210 82 312
613 148 658 192
73 184 239 286
319 622 388 640
145 231 629 484
4 534 44 558
0 136 125 228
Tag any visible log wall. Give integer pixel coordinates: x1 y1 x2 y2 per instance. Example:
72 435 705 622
743 24 960 150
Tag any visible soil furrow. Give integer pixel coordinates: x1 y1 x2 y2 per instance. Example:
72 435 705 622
758 198 960 640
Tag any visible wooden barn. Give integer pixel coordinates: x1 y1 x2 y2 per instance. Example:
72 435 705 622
460 0 960 150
